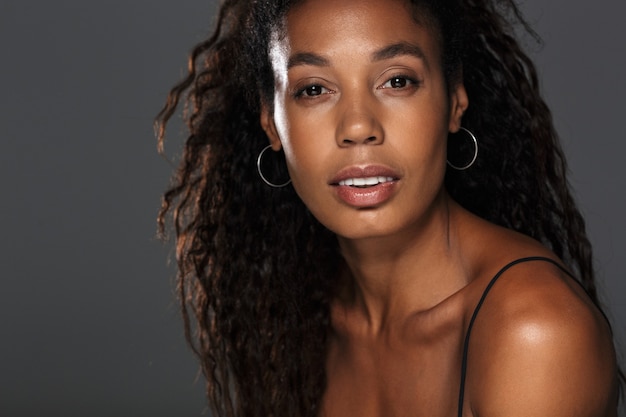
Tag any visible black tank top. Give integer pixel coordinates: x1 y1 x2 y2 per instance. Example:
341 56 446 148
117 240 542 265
456 256 580 417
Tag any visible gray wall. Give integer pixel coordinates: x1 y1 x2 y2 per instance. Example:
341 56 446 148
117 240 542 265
1 1 623 416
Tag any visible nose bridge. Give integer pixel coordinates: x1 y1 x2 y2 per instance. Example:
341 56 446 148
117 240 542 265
335 88 383 147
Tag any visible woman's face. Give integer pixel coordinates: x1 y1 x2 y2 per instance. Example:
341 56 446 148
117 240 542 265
261 0 467 241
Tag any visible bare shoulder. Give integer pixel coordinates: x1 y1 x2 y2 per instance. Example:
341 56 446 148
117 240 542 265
465 258 619 417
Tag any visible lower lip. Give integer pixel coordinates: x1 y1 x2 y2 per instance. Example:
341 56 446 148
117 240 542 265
334 182 396 208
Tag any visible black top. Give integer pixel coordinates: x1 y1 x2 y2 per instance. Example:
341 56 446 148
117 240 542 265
456 256 579 417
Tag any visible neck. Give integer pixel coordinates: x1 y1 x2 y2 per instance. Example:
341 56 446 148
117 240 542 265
336 196 470 335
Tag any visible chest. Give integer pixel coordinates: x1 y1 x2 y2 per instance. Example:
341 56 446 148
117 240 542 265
319 326 466 417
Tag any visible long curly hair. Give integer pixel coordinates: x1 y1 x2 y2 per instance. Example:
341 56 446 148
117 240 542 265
156 0 611 415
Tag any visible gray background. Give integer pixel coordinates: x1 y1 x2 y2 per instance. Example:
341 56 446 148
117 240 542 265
1 1 623 416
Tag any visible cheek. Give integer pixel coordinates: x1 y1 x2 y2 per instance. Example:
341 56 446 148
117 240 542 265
279 123 336 215
393 110 448 160
276 105 332 173
271 97 290 146
283 135 329 191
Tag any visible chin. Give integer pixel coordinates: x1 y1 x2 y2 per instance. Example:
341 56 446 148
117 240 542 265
323 215 408 242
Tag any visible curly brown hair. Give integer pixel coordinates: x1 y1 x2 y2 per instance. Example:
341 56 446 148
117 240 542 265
156 0 615 416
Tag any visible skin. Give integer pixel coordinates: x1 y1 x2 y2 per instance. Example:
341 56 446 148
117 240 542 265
260 0 618 415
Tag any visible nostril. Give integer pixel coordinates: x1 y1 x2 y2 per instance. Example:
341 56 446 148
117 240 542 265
340 136 378 146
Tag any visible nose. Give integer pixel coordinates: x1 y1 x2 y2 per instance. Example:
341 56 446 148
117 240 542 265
335 95 384 147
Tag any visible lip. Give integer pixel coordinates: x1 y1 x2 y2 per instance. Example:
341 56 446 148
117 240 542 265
330 165 400 208
329 165 400 185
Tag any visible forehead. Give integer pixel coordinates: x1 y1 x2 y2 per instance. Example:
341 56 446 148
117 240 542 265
276 0 441 59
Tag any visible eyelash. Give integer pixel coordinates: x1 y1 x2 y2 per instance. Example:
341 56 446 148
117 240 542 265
379 74 420 89
294 84 332 99
293 74 420 99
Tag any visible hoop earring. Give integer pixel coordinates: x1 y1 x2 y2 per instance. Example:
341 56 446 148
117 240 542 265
447 127 478 171
256 145 292 188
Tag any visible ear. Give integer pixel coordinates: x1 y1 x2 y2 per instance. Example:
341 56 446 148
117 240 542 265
260 102 283 151
448 82 469 133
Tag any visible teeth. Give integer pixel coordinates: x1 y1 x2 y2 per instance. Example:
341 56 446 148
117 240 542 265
338 176 394 187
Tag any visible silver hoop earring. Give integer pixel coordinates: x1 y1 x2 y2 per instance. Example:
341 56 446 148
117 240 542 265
447 127 478 171
256 145 292 188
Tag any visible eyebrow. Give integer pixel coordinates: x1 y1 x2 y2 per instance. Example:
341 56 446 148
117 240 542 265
287 53 329 69
286 42 427 70
371 42 426 63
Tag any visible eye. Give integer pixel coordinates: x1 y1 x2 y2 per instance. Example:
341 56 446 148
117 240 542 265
295 84 330 98
379 75 418 89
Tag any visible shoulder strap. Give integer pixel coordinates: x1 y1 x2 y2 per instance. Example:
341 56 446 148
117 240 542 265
457 256 569 417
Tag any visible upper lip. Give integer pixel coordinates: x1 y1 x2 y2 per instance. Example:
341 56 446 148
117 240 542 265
329 165 400 185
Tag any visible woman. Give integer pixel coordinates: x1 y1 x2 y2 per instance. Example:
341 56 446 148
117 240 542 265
156 0 620 416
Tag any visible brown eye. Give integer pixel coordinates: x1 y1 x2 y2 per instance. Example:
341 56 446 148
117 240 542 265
380 75 418 90
306 85 322 96
390 77 407 88
297 84 327 97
